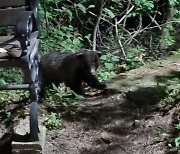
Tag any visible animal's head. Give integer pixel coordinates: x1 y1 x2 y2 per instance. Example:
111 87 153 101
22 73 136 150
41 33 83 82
76 51 102 75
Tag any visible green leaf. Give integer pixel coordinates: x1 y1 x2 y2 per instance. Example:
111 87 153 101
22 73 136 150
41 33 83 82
110 71 116 76
88 5 95 9
66 9 73 21
175 123 180 130
73 38 81 46
77 4 87 13
84 34 91 43
105 62 113 70
6 112 12 120
100 55 107 60
75 94 85 100
0 79 6 85
169 0 178 5
175 137 180 147
104 8 115 18
52 83 60 93
111 56 119 62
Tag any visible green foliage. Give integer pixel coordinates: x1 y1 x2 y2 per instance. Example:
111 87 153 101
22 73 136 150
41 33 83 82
174 8 180 20
175 123 180 130
39 0 92 52
125 45 145 70
168 136 180 148
171 48 180 55
169 0 179 5
155 70 180 105
0 27 8 35
40 24 84 52
47 83 84 105
97 53 120 82
155 132 170 141
97 47 145 82
160 25 176 47
156 74 180 150
0 68 26 107
43 112 63 130
0 90 29 108
172 123 180 148
6 112 12 121
134 0 154 13
75 3 87 13
0 68 22 84
0 79 6 85
160 81 180 105
104 8 115 19
175 137 180 147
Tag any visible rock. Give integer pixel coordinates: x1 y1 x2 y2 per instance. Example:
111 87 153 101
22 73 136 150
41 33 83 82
132 119 141 127
101 132 111 144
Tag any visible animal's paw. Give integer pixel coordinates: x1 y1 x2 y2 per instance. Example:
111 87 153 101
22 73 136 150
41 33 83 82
98 83 107 90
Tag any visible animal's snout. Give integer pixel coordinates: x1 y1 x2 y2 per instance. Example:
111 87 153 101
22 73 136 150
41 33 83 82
90 67 96 76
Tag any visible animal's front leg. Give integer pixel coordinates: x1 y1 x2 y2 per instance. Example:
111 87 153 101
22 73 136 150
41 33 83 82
68 82 85 96
85 74 107 90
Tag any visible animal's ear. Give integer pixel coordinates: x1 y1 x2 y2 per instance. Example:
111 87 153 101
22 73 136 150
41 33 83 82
76 52 84 59
96 51 102 57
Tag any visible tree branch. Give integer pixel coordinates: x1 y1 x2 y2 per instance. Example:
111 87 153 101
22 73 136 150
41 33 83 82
125 14 143 44
122 0 132 31
92 0 104 51
115 18 126 58
117 5 134 25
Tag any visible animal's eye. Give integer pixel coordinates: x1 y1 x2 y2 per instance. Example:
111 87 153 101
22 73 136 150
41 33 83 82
91 62 95 67
84 63 90 70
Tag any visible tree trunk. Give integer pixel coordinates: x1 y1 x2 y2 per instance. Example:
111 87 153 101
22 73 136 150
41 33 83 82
160 2 175 53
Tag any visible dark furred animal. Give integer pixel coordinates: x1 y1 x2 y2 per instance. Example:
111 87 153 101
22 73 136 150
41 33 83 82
40 51 107 95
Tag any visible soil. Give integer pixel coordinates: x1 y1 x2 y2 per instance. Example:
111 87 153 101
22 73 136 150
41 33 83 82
43 94 179 154
0 55 180 154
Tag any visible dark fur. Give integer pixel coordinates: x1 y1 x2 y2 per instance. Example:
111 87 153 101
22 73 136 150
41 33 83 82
40 51 106 95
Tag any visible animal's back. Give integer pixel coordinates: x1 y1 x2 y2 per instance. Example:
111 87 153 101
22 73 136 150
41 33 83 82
40 52 72 84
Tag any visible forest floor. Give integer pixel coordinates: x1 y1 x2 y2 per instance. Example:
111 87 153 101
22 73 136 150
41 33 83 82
0 55 180 154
